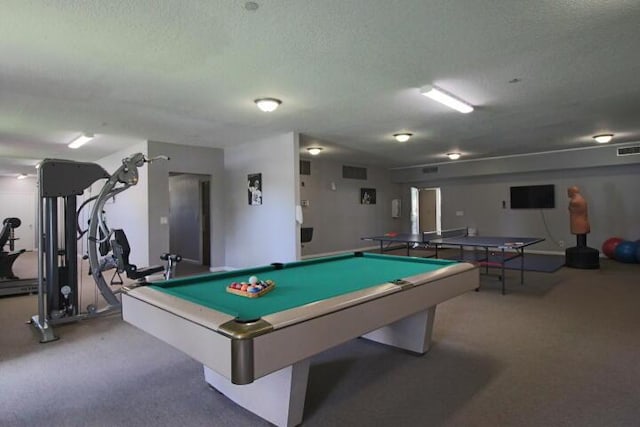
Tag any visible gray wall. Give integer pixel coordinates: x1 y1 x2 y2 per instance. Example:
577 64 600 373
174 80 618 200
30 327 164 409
148 141 225 269
224 133 299 268
391 144 640 254
300 158 403 255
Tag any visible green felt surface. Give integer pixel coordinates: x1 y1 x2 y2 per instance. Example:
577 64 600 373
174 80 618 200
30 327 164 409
151 253 456 321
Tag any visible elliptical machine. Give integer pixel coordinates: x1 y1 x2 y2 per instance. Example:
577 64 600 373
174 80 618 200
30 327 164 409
30 153 170 342
0 217 39 296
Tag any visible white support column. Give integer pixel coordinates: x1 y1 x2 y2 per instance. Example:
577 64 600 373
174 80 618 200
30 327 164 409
361 306 436 354
204 359 311 427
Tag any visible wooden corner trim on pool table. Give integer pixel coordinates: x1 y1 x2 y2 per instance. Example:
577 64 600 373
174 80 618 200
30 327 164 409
261 282 402 331
399 261 478 288
122 285 237 332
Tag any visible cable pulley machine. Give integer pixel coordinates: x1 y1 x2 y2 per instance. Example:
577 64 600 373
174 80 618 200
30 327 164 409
30 153 168 342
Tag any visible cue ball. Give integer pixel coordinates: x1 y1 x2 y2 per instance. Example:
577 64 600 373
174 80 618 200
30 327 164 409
248 276 258 285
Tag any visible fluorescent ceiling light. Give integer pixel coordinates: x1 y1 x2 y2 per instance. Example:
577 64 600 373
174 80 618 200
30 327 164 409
68 133 94 149
17 174 28 180
420 85 473 114
393 133 412 142
254 98 282 112
593 134 613 143
307 147 323 155
447 152 461 160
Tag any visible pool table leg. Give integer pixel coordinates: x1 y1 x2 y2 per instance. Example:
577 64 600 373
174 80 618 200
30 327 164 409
204 359 311 427
361 306 436 354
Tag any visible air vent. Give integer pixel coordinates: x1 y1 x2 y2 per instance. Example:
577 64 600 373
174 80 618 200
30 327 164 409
342 165 367 180
617 146 640 156
422 166 439 174
300 160 311 175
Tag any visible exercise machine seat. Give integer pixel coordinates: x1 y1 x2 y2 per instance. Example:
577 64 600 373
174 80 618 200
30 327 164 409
111 229 164 281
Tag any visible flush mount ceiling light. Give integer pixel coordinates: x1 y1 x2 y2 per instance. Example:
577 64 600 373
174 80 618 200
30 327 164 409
254 98 282 112
447 152 461 160
68 133 94 149
393 133 412 142
593 134 613 143
420 85 474 114
17 174 28 180
307 147 323 155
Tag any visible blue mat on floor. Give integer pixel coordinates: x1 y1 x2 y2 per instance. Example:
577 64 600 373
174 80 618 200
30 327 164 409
503 253 565 273
444 252 566 273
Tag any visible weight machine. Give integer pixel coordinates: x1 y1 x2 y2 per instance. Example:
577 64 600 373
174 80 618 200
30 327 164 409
30 153 169 342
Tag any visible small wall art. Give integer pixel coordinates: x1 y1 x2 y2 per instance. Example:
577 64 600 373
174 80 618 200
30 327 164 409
248 173 262 205
360 188 376 204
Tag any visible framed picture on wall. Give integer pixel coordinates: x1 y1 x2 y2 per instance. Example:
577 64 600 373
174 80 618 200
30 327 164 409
248 173 262 205
360 188 376 204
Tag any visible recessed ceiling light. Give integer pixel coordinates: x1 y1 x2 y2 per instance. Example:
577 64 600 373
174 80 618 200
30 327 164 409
17 174 28 180
447 152 461 160
68 133 94 149
307 147 323 155
508 78 522 84
244 1 259 11
393 133 412 142
420 85 473 114
593 134 613 143
254 98 282 112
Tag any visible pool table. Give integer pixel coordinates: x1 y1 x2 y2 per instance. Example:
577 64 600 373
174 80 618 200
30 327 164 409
122 252 478 427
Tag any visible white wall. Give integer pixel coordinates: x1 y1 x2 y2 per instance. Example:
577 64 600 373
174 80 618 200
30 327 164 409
0 176 37 250
224 133 299 268
147 141 225 269
94 141 150 266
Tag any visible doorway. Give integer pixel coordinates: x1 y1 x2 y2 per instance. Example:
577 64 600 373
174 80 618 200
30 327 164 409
168 173 211 267
411 187 441 233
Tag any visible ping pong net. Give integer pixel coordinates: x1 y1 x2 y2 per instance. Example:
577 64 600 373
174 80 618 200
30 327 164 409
422 227 468 242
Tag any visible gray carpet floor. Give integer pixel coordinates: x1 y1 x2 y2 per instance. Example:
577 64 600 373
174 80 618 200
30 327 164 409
1 253 640 426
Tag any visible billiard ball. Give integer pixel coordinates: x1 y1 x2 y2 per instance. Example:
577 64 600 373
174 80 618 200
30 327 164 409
248 276 259 285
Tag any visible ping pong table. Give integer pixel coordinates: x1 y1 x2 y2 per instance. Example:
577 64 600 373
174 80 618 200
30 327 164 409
362 229 545 294
361 228 468 256
361 233 431 256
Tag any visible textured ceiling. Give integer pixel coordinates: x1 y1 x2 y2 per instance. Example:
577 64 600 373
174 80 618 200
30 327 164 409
1 0 639 175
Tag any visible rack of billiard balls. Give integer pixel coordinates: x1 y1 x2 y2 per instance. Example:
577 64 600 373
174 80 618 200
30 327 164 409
226 276 276 298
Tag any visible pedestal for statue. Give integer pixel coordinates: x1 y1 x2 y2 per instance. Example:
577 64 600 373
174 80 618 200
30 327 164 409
565 234 600 269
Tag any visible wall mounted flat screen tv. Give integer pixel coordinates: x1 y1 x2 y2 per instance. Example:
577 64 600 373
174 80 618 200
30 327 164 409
510 185 555 209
